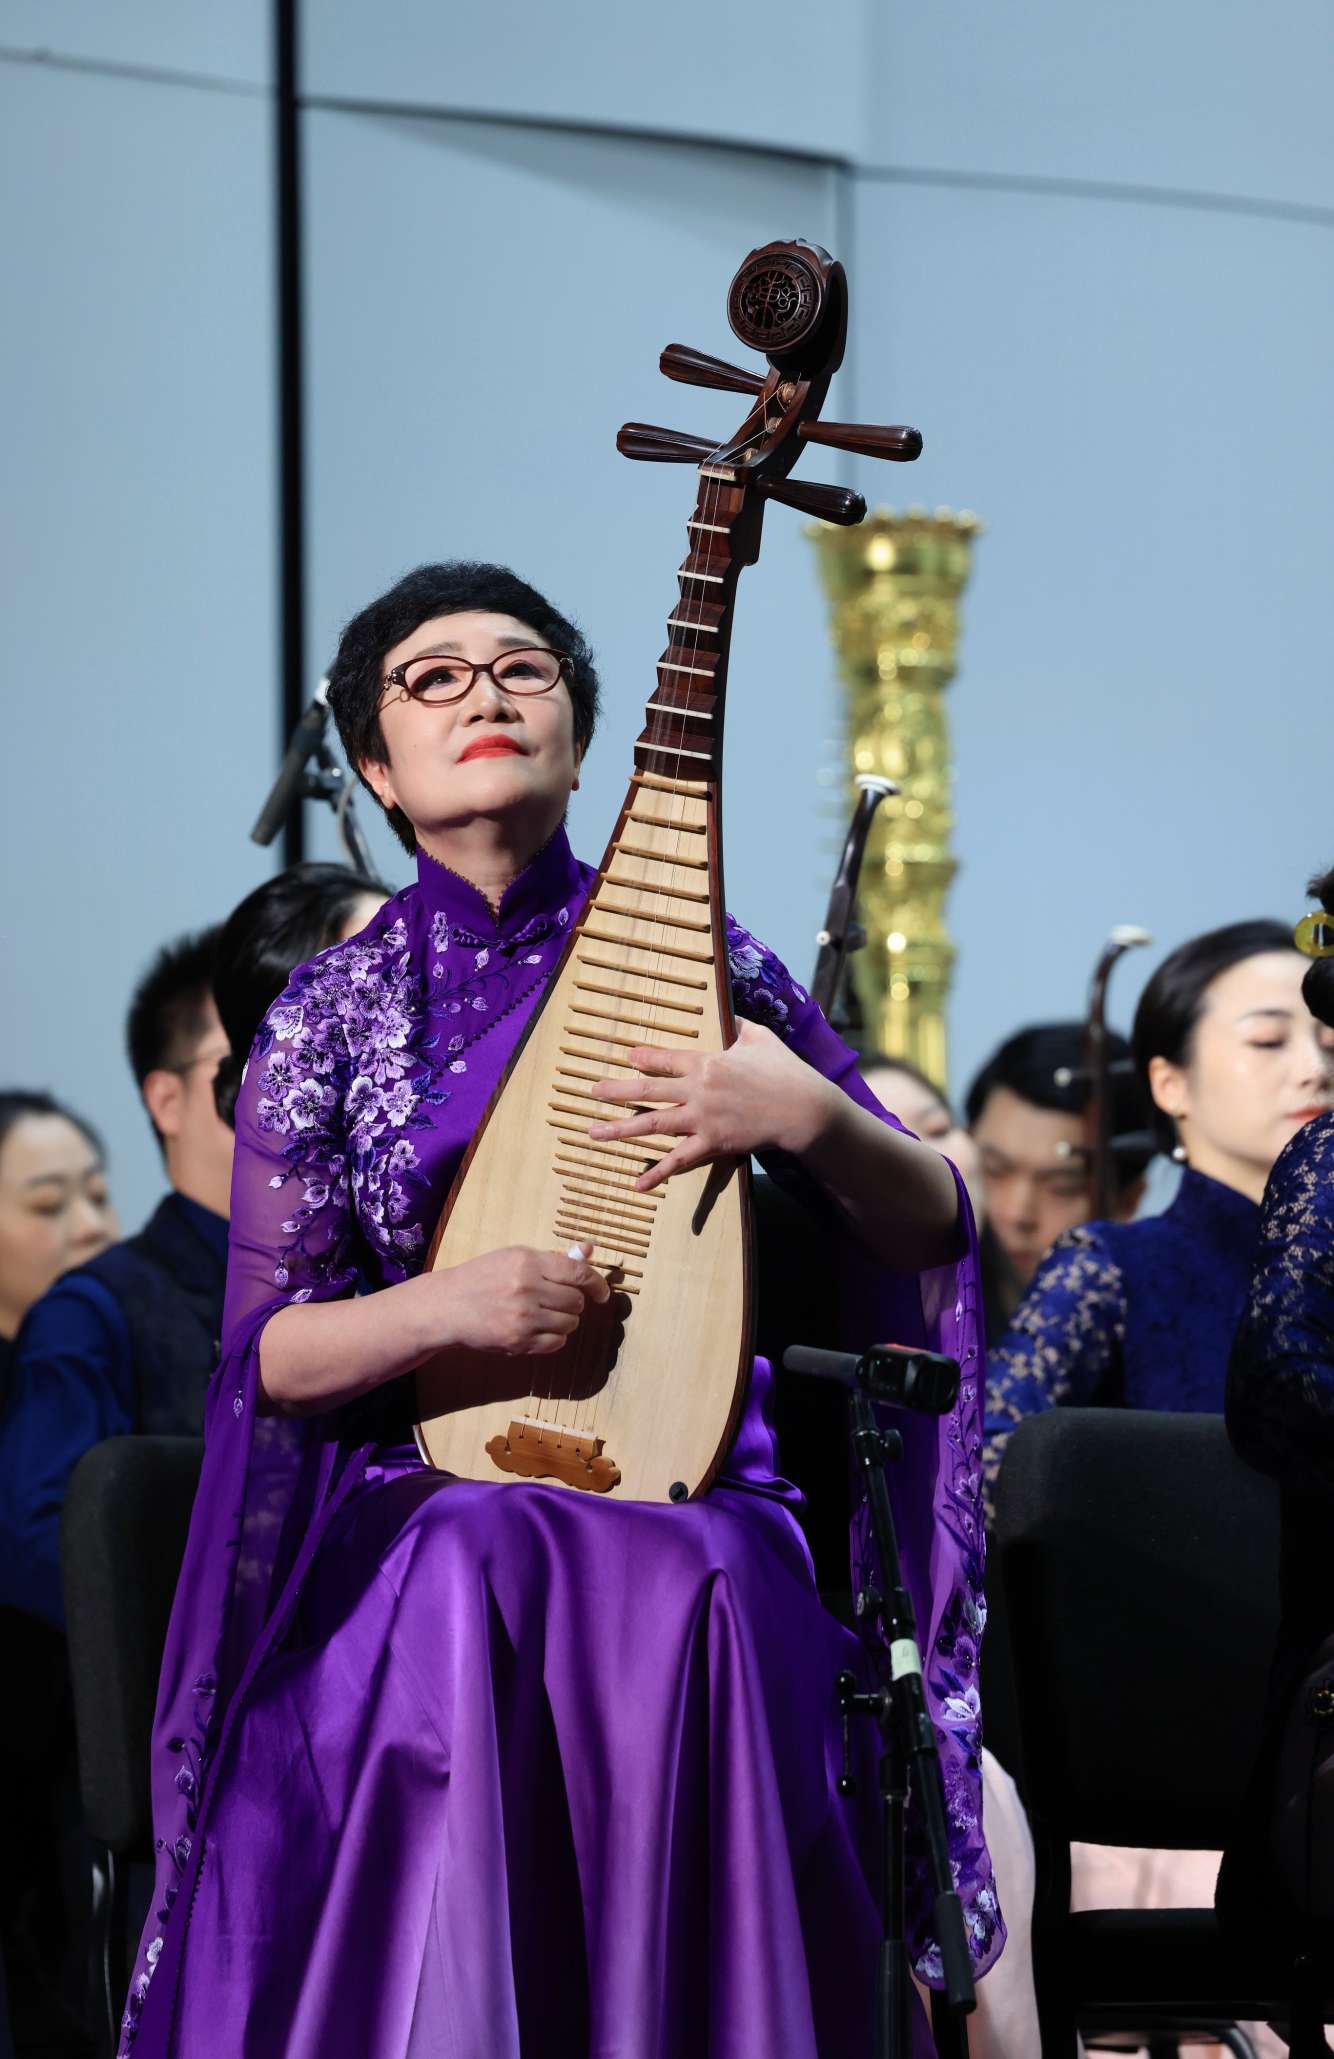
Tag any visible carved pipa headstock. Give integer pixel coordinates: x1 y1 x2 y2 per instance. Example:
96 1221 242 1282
617 237 920 787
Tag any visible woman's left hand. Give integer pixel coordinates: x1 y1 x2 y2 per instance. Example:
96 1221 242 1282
587 1020 835 1193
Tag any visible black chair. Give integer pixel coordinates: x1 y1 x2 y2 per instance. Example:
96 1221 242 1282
61 1436 203 2056
753 1170 853 1603
994 1408 1332 2057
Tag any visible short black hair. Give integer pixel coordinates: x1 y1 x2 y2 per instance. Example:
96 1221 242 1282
1132 918 1295 1152
212 862 391 1127
965 1020 1154 1190
0 1090 104 1167
126 929 221 1144
1302 865 1334 1031
325 561 601 856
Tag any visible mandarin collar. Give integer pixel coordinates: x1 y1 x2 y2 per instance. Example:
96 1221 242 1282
415 821 586 939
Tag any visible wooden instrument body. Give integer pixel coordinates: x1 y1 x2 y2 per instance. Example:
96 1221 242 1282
413 237 920 1504
416 772 753 1503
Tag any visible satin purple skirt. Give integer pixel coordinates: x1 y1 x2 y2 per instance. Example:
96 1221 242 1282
166 1440 924 2058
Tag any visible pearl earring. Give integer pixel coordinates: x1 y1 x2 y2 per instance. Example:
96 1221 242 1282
1172 1143 1188 1164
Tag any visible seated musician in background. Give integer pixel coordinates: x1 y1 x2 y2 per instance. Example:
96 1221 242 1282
964 1021 1152 1343
0 877 385 2053
119 563 1003 2059
0 930 230 1630
975 925 1329 2059
1220 866 1334 1965
209 861 390 1131
0 1094 117 2056
982 920 1334 1516
859 1053 985 1226
0 1092 118 1406
0 871 386 1638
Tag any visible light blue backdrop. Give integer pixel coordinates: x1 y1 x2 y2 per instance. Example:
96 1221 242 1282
3 3 1331 1226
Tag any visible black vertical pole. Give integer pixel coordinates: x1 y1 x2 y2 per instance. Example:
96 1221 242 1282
275 0 306 864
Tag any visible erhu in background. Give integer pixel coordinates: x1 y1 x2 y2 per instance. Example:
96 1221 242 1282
1055 923 1156 1220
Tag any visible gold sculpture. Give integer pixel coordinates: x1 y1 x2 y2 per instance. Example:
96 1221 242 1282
811 507 981 1089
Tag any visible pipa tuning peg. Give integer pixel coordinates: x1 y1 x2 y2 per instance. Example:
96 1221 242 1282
660 344 764 397
617 422 718 465
799 420 923 462
758 476 866 526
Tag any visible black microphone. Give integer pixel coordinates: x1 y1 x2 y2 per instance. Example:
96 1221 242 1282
251 679 332 848
782 1342 960 1416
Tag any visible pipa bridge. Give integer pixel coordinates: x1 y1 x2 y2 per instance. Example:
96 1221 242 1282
486 1416 621 1493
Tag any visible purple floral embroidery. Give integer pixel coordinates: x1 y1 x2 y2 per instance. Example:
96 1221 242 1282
122 848 1001 2033
246 915 448 1281
121 1675 215 2049
247 891 585 1293
725 915 808 1032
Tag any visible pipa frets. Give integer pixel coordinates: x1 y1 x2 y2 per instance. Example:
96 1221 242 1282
419 237 891 1501
418 466 749 1500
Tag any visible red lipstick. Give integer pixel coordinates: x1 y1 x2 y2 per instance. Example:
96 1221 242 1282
458 737 524 763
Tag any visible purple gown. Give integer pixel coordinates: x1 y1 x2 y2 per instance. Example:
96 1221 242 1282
120 828 1002 2057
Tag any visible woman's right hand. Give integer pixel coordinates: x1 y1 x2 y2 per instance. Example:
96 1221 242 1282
433 1244 611 1357
260 1244 614 1415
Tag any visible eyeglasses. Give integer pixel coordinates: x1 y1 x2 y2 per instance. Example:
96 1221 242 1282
1295 912 1334 960
381 646 572 708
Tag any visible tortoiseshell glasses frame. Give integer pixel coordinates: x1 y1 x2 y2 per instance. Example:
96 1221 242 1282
380 647 573 708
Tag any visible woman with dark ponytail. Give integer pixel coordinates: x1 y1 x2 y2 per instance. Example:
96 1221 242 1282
983 916 1334 1509
211 863 390 1128
1221 868 1334 1976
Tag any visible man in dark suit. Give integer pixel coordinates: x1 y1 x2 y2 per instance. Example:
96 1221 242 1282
0 927 233 2050
0 926 231 1626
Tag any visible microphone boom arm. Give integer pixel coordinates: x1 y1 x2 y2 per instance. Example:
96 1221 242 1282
250 679 378 881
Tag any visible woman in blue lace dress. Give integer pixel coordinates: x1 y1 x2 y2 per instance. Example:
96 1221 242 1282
1219 867 1334 1953
120 562 1002 2059
983 919 1334 1512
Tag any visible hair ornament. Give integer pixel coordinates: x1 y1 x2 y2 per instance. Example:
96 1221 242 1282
1294 912 1334 959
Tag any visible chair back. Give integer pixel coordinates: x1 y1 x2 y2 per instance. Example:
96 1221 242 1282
994 1409 1279 1851
61 1435 203 1854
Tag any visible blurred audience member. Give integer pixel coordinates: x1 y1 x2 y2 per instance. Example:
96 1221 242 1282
0 868 385 2056
859 1053 985 1226
0 865 388 1632
0 1094 115 2055
0 930 228 1629
964 1022 1152 1343
983 921 1334 1512
1220 867 1334 1964
0 1094 117 1405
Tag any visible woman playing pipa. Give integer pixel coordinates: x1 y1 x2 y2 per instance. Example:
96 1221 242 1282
123 245 1000 2059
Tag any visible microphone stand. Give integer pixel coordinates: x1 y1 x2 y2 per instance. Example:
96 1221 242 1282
250 679 378 881
302 736 378 881
785 1346 975 2058
811 774 896 1031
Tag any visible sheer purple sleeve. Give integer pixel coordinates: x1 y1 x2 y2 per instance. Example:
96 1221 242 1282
220 975 360 1350
123 965 366 2051
726 916 1004 1980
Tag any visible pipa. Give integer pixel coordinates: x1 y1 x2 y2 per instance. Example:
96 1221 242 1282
415 238 921 1501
